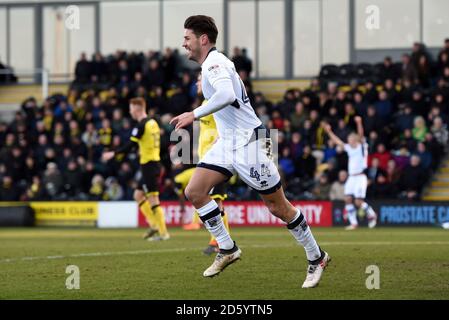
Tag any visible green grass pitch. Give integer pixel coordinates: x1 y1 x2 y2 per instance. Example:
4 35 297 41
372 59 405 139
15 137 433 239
0 227 448 300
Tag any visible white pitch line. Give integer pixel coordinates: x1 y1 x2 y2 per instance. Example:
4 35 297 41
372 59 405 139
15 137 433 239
1 241 449 264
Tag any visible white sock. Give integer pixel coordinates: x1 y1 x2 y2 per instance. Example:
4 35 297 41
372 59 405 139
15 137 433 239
345 204 358 226
287 209 322 263
361 202 376 219
197 200 234 250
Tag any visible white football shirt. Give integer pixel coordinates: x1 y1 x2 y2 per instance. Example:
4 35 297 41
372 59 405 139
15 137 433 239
201 48 261 148
344 142 368 175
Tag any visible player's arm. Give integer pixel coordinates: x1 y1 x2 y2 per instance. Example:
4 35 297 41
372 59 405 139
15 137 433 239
170 65 236 130
354 116 366 142
322 122 345 147
192 78 236 119
102 140 138 161
102 124 142 161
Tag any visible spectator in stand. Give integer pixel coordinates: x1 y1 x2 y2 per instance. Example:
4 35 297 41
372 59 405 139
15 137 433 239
290 102 308 131
167 83 190 115
329 170 347 201
63 160 83 197
370 143 391 171
367 157 384 185
146 58 165 89
91 52 107 83
411 42 433 69
322 139 337 163
400 53 418 83
75 52 91 84
363 105 384 136
162 48 177 84
241 48 253 77
412 116 428 142
334 119 351 142
104 177 124 201
386 159 401 189
399 155 427 200
353 91 368 117
0 176 19 201
410 90 428 117
431 116 449 150
42 162 63 200
437 39 449 66
255 105 270 127
416 55 432 89
414 142 432 170
364 80 379 104
312 174 331 200
379 56 399 82
89 174 105 200
295 145 316 183
279 147 295 178
290 132 304 159
25 176 48 201
375 90 392 120
400 128 417 153
369 172 396 199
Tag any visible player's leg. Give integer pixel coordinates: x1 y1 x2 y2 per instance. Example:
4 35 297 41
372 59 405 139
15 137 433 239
175 168 201 230
204 187 230 255
147 192 170 240
142 161 169 241
134 189 158 239
344 176 358 230
259 187 330 288
235 130 329 288
344 195 358 230
185 165 240 277
203 197 222 255
353 175 377 228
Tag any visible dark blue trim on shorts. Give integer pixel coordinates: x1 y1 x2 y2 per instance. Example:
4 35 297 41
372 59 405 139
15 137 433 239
197 162 233 180
253 179 282 195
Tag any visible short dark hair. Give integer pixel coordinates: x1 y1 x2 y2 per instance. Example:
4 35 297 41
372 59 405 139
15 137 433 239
184 15 218 44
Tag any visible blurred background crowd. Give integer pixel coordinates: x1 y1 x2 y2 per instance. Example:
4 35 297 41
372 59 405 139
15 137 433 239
1 40 449 202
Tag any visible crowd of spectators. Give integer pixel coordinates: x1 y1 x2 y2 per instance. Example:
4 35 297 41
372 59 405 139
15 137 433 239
1 40 449 202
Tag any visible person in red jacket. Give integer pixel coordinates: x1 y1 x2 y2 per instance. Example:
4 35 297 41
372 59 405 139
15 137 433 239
369 143 391 171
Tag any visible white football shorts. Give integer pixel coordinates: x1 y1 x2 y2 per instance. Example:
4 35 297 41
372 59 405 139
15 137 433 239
198 126 281 194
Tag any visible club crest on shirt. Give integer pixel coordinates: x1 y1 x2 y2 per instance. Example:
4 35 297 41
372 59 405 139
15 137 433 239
208 64 221 77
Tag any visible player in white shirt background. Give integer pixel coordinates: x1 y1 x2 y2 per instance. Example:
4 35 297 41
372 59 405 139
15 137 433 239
170 15 330 288
323 116 378 230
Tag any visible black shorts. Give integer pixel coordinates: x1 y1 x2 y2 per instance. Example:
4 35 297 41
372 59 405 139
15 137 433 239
210 182 227 201
138 161 161 194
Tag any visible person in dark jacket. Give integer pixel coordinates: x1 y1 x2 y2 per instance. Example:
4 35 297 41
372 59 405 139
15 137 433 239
0 176 19 201
398 155 427 200
75 52 91 84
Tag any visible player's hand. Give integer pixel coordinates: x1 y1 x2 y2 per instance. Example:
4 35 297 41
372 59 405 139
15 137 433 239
170 112 195 130
354 116 363 124
102 151 115 162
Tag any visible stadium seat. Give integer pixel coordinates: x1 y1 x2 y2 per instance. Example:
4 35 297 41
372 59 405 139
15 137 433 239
338 64 357 85
319 64 339 80
355 63 374 83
